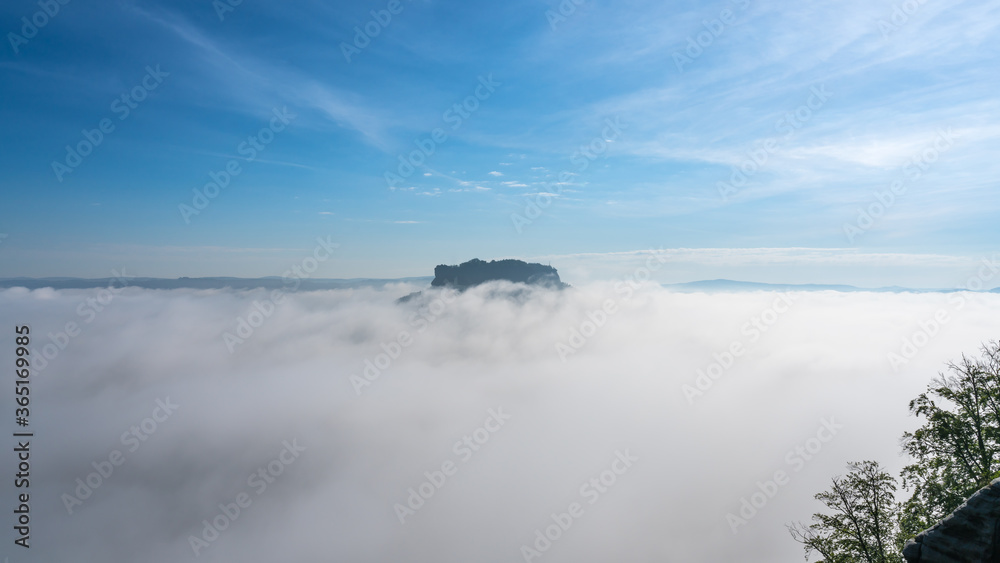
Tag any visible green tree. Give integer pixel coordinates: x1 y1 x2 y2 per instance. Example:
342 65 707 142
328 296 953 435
898 341 1000 539
789 461 901 563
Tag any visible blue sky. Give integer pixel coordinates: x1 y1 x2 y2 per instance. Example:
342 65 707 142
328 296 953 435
1 0 998 284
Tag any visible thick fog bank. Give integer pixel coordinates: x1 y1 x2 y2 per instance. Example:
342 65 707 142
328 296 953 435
2 283 998 562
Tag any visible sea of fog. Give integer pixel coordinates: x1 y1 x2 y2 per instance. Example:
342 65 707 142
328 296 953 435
2 282 999 562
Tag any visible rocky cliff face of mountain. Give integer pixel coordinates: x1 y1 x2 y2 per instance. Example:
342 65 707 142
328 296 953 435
430 258 566 289
902 478 1000 562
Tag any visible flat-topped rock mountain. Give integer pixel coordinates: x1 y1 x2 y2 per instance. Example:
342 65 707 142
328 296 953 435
396 258 567 303
430 258 566 290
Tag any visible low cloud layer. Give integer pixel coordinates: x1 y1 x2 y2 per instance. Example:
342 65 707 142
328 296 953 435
2 283 999 562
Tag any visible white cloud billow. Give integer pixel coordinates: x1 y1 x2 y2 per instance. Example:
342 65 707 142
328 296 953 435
2 283 999 562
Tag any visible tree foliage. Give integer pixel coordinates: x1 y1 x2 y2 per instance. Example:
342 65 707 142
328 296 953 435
790 341 1000 561
898 341 1000 538
789 461 901 563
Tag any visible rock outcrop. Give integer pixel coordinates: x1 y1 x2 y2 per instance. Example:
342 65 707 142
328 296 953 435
430 258 566 290
902 478 1000 562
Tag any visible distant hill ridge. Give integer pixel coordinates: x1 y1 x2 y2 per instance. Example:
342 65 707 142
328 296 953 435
0 276 432 291
1 275 997 293
661 279 1000 293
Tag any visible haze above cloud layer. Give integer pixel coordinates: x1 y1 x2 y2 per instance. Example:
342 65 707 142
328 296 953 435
3 283 999 562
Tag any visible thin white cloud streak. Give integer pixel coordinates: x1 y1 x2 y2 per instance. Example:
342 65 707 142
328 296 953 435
508 0 1000 220
2 284 1000 561
545 249 1000 289
528 248 977 286
131 7 394 147
536 247 968 266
